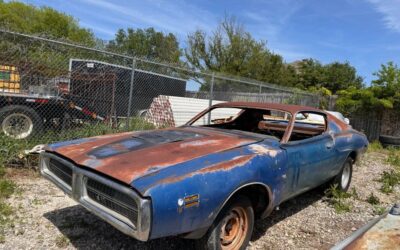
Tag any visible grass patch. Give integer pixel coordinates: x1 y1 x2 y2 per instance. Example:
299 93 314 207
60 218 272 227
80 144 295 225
378 170 400 194
368 141 383 153
325 184 353 213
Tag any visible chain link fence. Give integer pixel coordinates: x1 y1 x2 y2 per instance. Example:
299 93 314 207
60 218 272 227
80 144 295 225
0 29 326 144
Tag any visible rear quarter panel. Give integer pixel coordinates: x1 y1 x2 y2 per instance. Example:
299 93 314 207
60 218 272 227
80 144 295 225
330 119 368 175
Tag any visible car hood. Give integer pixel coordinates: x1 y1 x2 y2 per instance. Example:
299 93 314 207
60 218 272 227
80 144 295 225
45 127 259 184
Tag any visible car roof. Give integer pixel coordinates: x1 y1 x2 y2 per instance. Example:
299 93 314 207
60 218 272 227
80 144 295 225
212 102 323 115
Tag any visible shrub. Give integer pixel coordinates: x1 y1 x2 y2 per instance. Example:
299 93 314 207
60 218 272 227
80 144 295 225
325 184 352 213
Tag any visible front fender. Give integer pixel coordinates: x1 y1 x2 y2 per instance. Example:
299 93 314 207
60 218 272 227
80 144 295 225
132 143 286 239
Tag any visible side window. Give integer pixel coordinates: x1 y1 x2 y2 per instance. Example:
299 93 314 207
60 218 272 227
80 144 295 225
289 112 327 141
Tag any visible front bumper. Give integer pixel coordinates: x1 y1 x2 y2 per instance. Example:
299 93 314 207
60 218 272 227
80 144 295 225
39 152 151 241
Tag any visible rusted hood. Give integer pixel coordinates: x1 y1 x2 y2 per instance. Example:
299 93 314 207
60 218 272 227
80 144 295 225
45 127 258 184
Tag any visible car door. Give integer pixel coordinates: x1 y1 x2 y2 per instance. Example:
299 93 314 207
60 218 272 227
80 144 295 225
280 113 337 199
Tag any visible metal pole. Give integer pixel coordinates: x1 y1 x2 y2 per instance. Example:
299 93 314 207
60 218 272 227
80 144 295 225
126 58 136 129
259 85 262 94
207 73 215 124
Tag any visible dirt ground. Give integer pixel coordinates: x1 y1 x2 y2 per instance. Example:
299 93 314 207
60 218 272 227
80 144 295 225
1 151 399 250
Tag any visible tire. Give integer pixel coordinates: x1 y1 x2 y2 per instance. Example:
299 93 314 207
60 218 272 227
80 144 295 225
195 196 254 250
379 135 400 147
331 157 353 192
0 105 44 139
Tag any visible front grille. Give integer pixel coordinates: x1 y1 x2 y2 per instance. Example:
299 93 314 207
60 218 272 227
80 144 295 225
86 178 138 224
48 158 72 186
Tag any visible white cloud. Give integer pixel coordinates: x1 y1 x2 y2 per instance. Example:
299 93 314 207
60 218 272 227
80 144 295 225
367 0 400 32
81 0 217 38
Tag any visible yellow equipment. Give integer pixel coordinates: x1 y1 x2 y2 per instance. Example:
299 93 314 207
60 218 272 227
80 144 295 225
0 65 20 93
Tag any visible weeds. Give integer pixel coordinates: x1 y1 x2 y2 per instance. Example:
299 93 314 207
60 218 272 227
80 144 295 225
378 170 400 194
366 192 380 205
373 205 386 215
387 148 400 168
349 187 359 200
325 184 352 213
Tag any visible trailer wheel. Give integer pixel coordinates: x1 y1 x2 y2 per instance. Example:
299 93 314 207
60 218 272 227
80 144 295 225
0 105 43 139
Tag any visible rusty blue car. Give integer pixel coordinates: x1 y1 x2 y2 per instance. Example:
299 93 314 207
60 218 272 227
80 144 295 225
40 102 368 250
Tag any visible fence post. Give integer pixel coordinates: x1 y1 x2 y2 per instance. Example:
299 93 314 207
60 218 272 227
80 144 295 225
207 73 215 124
259 84 262 94
126 58 136 130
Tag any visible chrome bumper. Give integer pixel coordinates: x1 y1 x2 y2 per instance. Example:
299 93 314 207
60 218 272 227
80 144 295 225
39 152 151 241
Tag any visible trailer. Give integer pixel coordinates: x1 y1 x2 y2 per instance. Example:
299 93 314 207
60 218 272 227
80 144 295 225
0 60 187 139
0 91 105 139
69 59 187 117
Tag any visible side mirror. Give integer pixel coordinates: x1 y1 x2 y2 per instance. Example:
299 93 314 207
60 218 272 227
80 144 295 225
344 118 350 125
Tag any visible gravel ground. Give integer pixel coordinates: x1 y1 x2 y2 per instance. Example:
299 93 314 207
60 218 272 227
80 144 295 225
1 151 399 250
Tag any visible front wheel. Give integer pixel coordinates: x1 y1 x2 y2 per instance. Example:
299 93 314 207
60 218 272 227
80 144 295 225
196 196 254 250
332 157 353 192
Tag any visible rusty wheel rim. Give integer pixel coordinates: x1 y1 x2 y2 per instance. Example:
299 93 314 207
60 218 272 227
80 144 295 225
220 207 248 250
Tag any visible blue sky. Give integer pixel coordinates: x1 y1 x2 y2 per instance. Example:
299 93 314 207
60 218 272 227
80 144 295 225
17 0 400 84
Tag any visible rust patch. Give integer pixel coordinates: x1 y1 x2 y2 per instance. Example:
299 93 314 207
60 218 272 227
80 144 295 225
345 214 400 250
150 154 255 188
345 230 400 250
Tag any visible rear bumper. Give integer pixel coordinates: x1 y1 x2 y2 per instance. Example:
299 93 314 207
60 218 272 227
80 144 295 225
39 152 151 241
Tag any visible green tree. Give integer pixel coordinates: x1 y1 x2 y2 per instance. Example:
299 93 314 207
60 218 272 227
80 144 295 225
0 1 95 46
371 62 400 108
323 61 363 93
107 28 181 63
293 59 324 89
293 59 363 93
185 16 297 90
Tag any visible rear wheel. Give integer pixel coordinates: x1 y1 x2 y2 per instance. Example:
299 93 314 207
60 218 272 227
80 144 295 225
0 105 43 139
332 157 353 192
196 196 254 250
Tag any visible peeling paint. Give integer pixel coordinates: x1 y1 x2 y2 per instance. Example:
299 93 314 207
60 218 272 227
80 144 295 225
249 144 278 157
148 154 255 189
179 139 221 148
